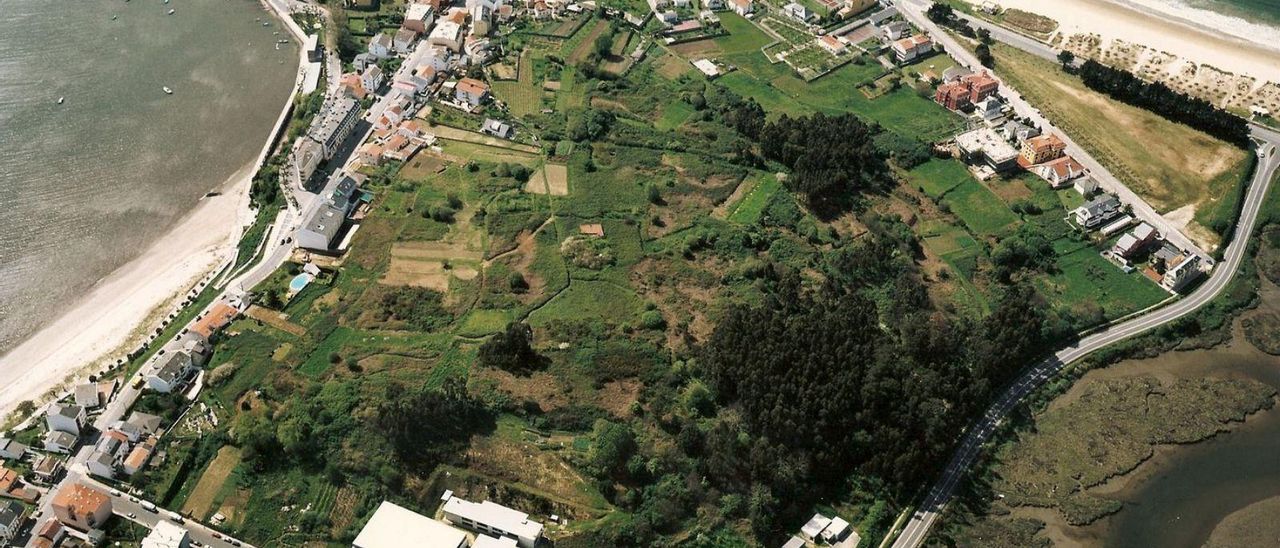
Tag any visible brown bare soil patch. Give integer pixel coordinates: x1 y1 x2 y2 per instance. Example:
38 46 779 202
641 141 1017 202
524 163 569 196
399 153 451 181
328 486 363 538
245 305 306 336
670 39 720 57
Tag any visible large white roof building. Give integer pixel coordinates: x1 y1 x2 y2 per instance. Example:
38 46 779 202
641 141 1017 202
353 501 467 548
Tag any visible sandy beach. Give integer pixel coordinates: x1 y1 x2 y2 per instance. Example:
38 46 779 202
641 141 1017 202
980 0 1280 85
0 166 256 419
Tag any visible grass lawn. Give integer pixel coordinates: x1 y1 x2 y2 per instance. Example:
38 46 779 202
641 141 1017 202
727 174 782 224
990 43 1250 245
1036 243 1169 318
906 159 971 198
655 100 695 131
458 308 514 337
715 12 776 54
944 179 1022 237
528 280 644 327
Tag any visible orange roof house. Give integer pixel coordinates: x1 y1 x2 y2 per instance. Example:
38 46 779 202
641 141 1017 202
190 301 238 339
52 483 112 531
579 224 605 237
1020 133 1067 166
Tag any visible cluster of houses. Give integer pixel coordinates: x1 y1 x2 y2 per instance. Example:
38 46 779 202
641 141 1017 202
84 411 163 481
782 512 860 548
935 71 1203 292
354 493 545 548
292 95 363 190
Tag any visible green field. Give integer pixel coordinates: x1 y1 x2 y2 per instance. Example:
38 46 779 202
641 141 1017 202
728 174 783 224
944 179 1022 237
906 159 971 197
528 280 645 327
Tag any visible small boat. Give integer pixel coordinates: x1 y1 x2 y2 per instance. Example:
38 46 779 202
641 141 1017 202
164 0 170 3
167 8 175 14
57 97 65 105
262 21 270 26
112 14 118 20
163 86 173 94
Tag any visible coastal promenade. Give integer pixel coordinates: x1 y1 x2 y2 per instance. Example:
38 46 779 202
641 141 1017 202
888 3 1280 545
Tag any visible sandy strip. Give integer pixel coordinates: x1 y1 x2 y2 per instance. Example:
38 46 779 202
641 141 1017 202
0 166 255 418
977 0 1280 85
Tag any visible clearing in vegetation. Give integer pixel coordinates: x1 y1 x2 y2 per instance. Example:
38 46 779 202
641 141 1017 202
381 241 483 291
181 446 243 519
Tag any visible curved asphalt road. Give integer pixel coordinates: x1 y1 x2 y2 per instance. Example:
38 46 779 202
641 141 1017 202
891 133 1280 548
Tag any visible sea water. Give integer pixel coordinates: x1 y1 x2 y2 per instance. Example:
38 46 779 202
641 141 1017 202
0 0 298 355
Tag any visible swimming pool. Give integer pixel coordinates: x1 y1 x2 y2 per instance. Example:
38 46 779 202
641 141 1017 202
289 273 311 292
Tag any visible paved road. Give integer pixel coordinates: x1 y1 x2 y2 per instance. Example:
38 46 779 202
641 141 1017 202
890 128 1280 548
897 0 1211 262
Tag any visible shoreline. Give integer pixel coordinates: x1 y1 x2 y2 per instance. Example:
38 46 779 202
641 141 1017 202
0 1 306 422
978 0 1280 85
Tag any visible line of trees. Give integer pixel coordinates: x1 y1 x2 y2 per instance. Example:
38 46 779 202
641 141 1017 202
1078 60 1251 147
758 113 892 216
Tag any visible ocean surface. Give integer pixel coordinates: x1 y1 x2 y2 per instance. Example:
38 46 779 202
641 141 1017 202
1122 0 1280 48
0 0 298 355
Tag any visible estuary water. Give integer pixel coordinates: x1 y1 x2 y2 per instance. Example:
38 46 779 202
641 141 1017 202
0 0 298 356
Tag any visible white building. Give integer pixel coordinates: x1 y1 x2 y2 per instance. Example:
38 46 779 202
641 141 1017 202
730 0 752 16
46 403 86 436
782 2 811 22
891 33 933 63
361 65 385 94
474 536 519 548
428 20 464 51
354 501 467 548
146 351 196 393
393 27 419 54
818 35 847 55
141 521 190 548
404 3 436 33
442 495 544 548
1162 254 1202 292
369 32 394 58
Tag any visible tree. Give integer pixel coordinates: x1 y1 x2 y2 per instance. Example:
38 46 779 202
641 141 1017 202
926 2 954 23
1057 49 1076 70
976 43 994 68
757 113 891 215
477 322 544 374
588 419 636 478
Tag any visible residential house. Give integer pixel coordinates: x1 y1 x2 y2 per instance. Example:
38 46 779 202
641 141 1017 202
471 4 493 36
124 437 157 476
782 2 812 22
880 20 910 41
1020 133 1066 166
46 403 85 436
369 32 394 58
935 81 971 110
128 412 163 436
142 521 190 548
190 301 239 340
0 467 37 502
1035 155 1087 188
353 52 377 72
1000 120 1040 145
941 65 972 83
645 0 668 12
496 3 514 21
404 3 436 33
297 173 367 252
423 45 453 71
0 500 26 546
356 143 386 167
455 77 491 107
656 9 678 24
782 537 805 548
730 0 752 16
1073 194 1122 229
800 513 832 541
700 9 720 23
1113 222 1158 258
960 71 999 102
361 65 385 93
482 118 514 139
822 516 856 543
74 383 102 409
147 351 195 393
818 35 847 55
972 96 1005 124
52 483 112 532
442 495 544 548
955 127 1019 172
393 28 419 54
354 501 467 548
86 450 116 480
666 19 703 34
32 519 66 548
1162 253 1202 291
1074 175 1098 196
43 431 77 454
428 20 464 51
0 439 27 460
339 73 368 100
704 0 724 8
31 455 63 484
867 6 899 25
891 33 933 64
466 38 494 64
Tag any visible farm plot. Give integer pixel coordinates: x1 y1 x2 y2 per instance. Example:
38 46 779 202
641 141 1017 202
381 241 484 291
181 446 243 520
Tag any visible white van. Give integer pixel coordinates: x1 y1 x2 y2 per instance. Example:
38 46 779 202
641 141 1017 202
141 501 157 512
169 511 185 523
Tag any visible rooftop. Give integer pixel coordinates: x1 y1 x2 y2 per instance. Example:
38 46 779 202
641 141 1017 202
443 496 543 541
354 501 467 548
